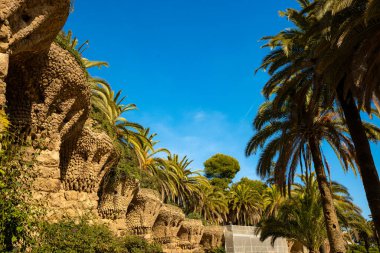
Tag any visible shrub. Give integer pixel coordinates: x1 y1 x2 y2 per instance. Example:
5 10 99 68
206 247 226 253
35 220 163 253
121 236 163 253
35 220 124 253
0 130 38 252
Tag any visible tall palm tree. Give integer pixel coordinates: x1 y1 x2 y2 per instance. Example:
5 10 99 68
246 96 370 252
304 0 380 235
165 154 209 210
228 183 262 226
194 185 228 224
258 175 327 253
258 1 380 234
262 185 285 219
258 173 367 253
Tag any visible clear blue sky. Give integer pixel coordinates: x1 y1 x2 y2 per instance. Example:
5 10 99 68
65 0 379 219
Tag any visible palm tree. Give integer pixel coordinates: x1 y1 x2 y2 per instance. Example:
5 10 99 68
254 0 380 237
165 154 209 210
258 173 367 253
258 176 327 253
246 96 369 252
262 185 285 219
55 30 109 73
228 183 262 226
305 0 380 235
259 1 380 235
194 185 228 224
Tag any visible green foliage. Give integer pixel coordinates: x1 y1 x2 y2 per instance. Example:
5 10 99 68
55 30 108 75
0 109 9 137
228 183 262 226
210 178 229 191
186 212 203 220
122 236 163 253
35 220 123 253
348 244 380 253
0 131 38 252
206 247 226 253
35 220 163 253
234 177 267 194
195 186 228 224
90 108 117 139
258 173 367 251
204 154 240 190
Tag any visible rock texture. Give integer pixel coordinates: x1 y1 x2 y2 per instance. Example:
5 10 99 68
61 123 116 193
178 219 205 251
0 0 70 109
4 1 226 252
153 204 185 252
200 226 224 250
99 177 139 219
125 188 163 239
153 204 185 241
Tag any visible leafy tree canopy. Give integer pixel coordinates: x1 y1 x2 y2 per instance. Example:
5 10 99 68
234 177 267 195
204 154 240 187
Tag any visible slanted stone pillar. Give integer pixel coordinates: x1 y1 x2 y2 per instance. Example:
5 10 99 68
0 20 10 109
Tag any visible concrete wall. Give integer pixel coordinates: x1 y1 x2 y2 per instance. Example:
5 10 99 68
224 225 288 253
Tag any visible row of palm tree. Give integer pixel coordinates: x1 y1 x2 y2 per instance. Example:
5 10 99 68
258 174 368 253
55 30 230 225
246 0 380 251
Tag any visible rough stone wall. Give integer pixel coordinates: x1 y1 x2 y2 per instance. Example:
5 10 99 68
98 177 139 220
5 42 116 222
177 219 205 251
6 43 91 196
125 188 163 239
153 204 185 241
61 122 117 193
200 226 224 250
3 2 226 252
0 0 70 109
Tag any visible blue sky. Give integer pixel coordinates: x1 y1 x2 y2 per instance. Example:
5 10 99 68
65 0 379 218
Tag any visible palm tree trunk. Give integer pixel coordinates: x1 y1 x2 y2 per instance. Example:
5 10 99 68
336 84 380 236
309 137 347 253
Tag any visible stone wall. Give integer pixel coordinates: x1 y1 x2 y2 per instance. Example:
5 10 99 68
3 1 226 252
125 188 163 239
201 226 224 250
178 219 205 252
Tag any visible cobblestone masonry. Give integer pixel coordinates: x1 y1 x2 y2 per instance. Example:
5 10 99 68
0 0 70 109
200 226 225 250
98 177 139 219
178 219 205 251
125 188 163 239
3 1 227 252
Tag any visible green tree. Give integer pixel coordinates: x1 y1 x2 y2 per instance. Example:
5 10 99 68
308 0 380 236
246 96 376 252
258 173 366 253
0 131 38 251
258 183 327 253
255 0 380 235
262 185 285 219
235 177 267 195
165 154 209 211
204 154 240 190
228 183 262 226
194 185 228 224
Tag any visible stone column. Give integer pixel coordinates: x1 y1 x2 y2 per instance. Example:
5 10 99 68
0 20 10 109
